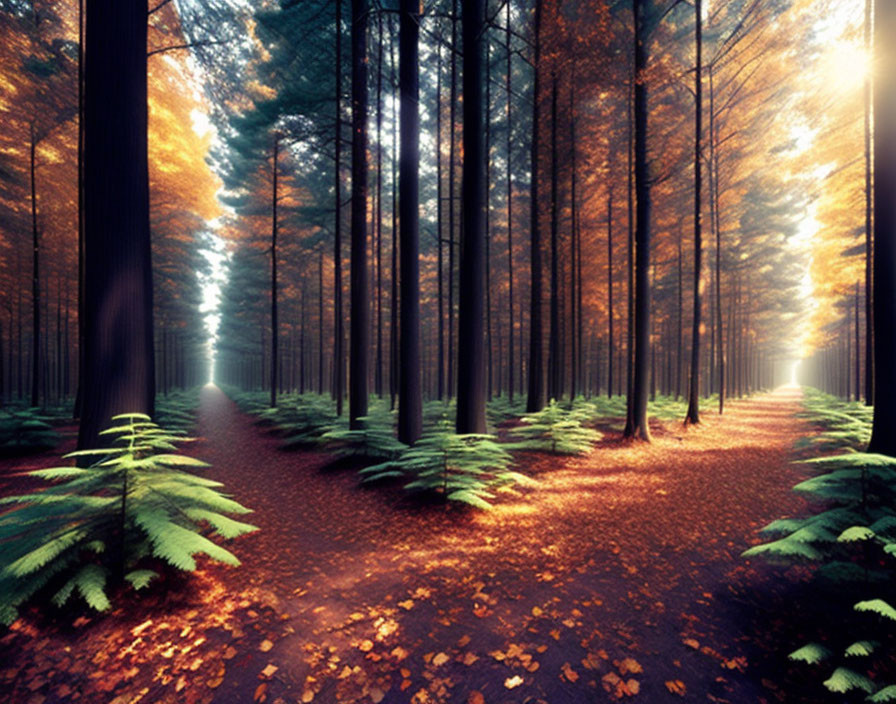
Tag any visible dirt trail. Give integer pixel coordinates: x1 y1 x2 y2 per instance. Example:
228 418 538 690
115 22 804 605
1 386 815 704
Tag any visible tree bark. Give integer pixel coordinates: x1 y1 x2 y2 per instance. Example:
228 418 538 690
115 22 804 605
78 0 154 451
506 0 514 402
270 134 279 409
349 0 370 429
868 0 896 455
864 0 874 406
456 0 487 434
625 0 652 441
526 0 545 413
398 0 422 444
334 0 345 414
686 0 703 425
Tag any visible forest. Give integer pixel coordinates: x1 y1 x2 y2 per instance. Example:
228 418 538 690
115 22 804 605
0 0 894 701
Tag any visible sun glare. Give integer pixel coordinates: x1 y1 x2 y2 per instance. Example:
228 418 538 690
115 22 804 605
821 40 869 95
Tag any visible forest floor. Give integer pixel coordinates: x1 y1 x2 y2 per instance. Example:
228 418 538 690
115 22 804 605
0 385 823 704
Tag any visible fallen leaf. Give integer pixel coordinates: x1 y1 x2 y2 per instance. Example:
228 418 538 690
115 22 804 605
504 675 524 689
358 640 374 652
432 652 450 667
261 664 278 679
665 680 687 696
301 689 314 703
467 692 485 704
259 640 274 653
253 682 268 703
561 662 579 682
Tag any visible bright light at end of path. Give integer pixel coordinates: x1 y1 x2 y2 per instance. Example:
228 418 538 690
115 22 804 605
789 360 802 387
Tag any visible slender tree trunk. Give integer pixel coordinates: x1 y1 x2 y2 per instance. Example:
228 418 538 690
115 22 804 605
624 76 635 431
390 20 399 409
625 0 652 441
506 0 514 403
436 42 445 401
548 74 560 403
448 0 458 399
29 122 40 408
526 0 545 413
486 40 493 401
398 0 422 444
375 9 384 398
570 82 578 401
349 0 370 428
318 247 324 394
456 0 487 434
270 135 279 408
75 0 85 419
78 0 154 451
607 191 614 398
334 0 345 414
686 0 703 425
865 0 874 406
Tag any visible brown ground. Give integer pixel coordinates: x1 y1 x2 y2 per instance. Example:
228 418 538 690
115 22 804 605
0 386 820 704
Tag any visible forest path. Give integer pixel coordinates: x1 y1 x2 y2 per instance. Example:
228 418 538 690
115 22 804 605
191 384 813 704
0 386 816 704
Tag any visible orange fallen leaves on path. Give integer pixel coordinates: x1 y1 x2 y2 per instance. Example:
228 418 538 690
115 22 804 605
0 386 819 703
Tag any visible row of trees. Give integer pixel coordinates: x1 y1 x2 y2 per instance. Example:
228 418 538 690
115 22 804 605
210 0 822 443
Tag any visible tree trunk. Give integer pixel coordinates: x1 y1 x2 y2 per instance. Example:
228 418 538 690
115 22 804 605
448 0 458 400
456 0 487 434
607 191 614 398
867 0 896 455
865 0 874 406
78 0 154 451
506 0 514 402
398 0 422 444
526 0 545 413
686 0 703 425
625 0 652 441
436 42 445 401
548 74 560 403
375 9 384 398
349 0 370 429
270 134 279 408
29 122 40 408
334 0 345 414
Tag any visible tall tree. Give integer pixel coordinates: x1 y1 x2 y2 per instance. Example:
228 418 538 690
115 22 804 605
269 133 280 408
869 0 896 454
625 0 652 441
334 0 345 415
349 0 369 429
78 0 154 450
456 0 487 434
398 0 422 444
685 0 703 425
526 0 545 413
864 0 874 406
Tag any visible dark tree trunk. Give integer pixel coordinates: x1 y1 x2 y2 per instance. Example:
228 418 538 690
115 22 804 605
375 9 384 398
436 42 445 401
270 135 279 409
29 123 39 408
506 0 514 402
448 0 458 400
349 0 370 429
607 192 614 398
625 0 652 441
869 0 896 455
74 0 85 419
334 0 345 414
570 82 578 401
486 40 493 400
865 0 874 406
318 247 324 394
686 0 703 425
398 0 422 444
78 0 154 450
456 0 487 434
526 0 545 413
548 74 560 403
390 21 399 408
624 76 635 432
